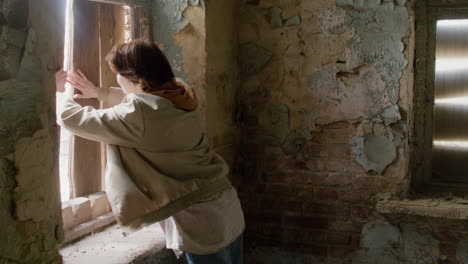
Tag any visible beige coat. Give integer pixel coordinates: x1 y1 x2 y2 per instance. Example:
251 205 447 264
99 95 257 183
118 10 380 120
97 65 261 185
57 89 233 232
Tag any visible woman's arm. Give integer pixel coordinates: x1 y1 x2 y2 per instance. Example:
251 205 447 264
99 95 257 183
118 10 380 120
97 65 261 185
57 97 145 147
56 69 144 147
97 86 126 106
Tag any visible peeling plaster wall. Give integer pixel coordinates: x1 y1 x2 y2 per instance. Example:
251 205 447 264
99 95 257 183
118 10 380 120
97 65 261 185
151 0 207 125
235 0 468 263
0 0 64 263
151 0 240 172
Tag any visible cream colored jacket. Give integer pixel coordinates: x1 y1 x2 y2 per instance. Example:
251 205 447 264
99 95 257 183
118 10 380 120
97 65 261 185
57 88 233 232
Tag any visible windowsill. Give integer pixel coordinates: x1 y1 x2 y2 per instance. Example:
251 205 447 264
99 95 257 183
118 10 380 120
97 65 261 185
60 223 177 264
376 196 468 219
62 192 114 243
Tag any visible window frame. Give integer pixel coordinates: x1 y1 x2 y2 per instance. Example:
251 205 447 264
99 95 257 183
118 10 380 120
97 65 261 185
59 0 151 244
412 0 468 194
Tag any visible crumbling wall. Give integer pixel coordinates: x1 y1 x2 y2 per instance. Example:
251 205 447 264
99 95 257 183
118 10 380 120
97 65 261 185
151 0 207 124
0 0 64 263
235 0 468 263
151 0 240 170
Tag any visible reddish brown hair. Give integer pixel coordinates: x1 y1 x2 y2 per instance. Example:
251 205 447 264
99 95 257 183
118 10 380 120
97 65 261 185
106 39 175 93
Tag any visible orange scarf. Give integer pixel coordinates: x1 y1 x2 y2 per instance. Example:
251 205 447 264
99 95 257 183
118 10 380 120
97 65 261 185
147 79 198 111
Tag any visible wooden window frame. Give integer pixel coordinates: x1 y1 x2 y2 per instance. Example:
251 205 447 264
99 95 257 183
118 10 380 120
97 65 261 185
412 0 468 194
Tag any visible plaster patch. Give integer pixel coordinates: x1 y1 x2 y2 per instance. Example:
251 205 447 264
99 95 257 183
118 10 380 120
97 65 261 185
345 5 409 104
240 42 273 80
151 0 190 79
350 222 439 264
270 7 283 29
350 135 396 173
266 104 290 146
401 224 439 264
284 16 301 27
457 240 468 264
319 8 351 35
307 65 390 124
381 105 401 126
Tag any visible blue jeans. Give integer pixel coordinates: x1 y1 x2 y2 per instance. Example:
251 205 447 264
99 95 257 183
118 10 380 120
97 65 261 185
183 233 243 264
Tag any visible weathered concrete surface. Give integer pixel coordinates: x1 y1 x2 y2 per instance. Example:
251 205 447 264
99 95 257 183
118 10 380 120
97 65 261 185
350 135 397 173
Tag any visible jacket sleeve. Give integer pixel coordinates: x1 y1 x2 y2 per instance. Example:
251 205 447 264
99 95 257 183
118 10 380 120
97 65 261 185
57 96 145 148
97 87 126 106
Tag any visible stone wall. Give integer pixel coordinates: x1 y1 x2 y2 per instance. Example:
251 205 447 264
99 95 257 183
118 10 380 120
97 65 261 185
235 0 468 263
0 0 64 263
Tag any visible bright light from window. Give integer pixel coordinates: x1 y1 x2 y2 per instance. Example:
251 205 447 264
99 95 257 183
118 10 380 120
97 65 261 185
123 5 133 42
433 140 468 149
436 58 468 73
59 0 75 202
434 96 468 106
437 19 468 27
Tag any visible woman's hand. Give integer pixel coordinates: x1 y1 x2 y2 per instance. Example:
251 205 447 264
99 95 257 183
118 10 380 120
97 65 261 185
55 68 67 93
67 69 99 99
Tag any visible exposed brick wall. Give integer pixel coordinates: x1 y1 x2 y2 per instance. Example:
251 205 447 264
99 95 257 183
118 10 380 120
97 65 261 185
239 122 372 258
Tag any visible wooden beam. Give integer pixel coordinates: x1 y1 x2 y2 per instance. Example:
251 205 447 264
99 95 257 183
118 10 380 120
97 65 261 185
88 0 149 7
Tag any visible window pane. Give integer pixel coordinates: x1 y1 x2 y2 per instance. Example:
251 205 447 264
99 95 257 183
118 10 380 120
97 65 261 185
432 19 468 182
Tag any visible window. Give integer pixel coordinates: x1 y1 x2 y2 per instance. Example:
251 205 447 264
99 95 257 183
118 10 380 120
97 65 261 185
412 1 468 193
58 0 150 243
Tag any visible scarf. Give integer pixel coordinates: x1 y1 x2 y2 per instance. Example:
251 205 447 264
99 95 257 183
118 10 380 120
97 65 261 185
147 79 198 111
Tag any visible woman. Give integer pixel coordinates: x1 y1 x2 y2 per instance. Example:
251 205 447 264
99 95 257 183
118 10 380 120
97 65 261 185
56 40 245 264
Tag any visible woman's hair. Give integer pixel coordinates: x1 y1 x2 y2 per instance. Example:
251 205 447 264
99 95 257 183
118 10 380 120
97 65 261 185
106 39 175 92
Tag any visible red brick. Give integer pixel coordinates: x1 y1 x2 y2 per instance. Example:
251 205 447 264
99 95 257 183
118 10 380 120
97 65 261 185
323 121 351 129
338 188 376 204
261 171 304 184
315 187 338 201
238 194 258 211
300 244 328 257
283 228 327 245
302 172 328 185
245 212 282 225
255 183 294 195
304 158 326 171
327 231 352 245
259 196 302 213
303 202 350 218
439 243 458 264
297 185 315 200
329 220 365 233
328 246 355 258
327 144 351 158
325 159 366 173
351 205 374 219
283 215 329 229
311 129 351 144
324 172 353 186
